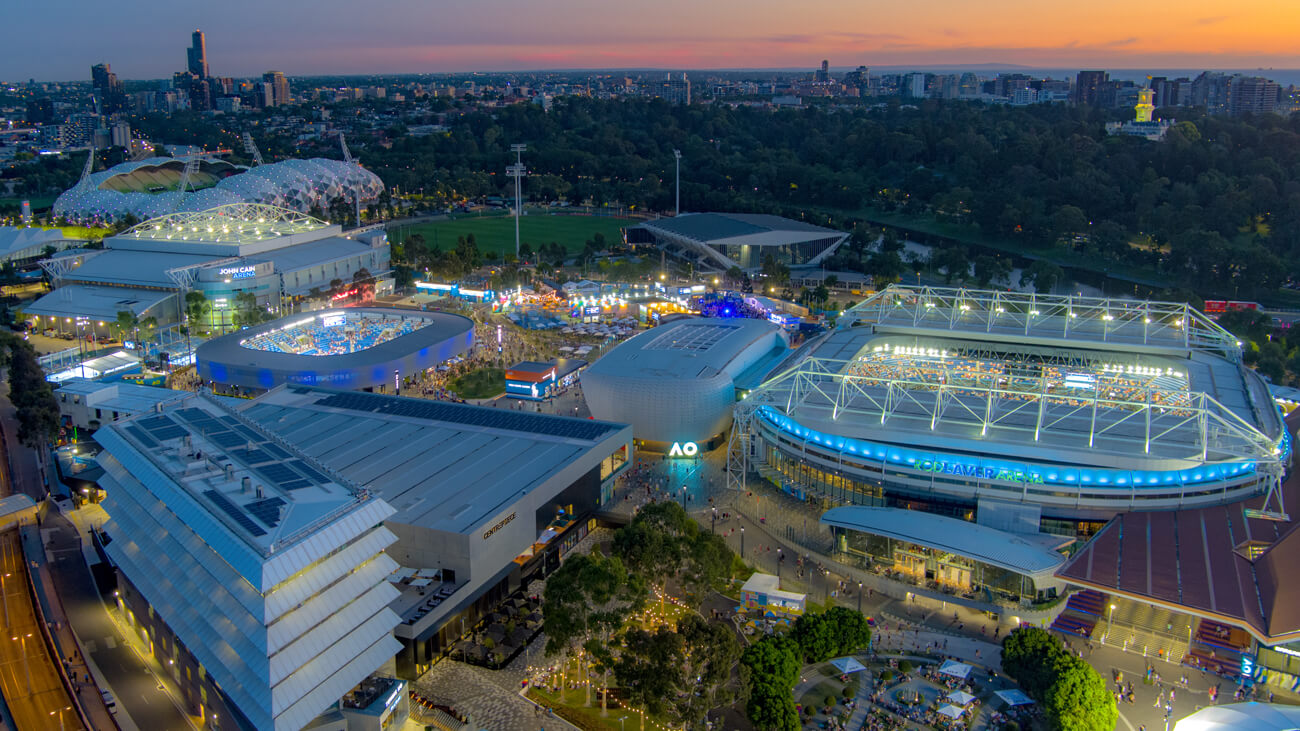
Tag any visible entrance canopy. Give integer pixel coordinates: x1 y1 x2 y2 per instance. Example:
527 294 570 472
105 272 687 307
830 656 866 674
821 506 1067 580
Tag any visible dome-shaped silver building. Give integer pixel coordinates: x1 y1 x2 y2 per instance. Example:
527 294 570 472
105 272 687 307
53 157 384 224
581 317 787 451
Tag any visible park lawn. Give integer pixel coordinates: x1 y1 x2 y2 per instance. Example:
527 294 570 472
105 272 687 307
393 212 637 257
526 687 655 731
447 367 505 399
0 196 55 211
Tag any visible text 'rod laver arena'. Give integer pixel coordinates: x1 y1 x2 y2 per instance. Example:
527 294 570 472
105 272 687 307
729 286 1290 523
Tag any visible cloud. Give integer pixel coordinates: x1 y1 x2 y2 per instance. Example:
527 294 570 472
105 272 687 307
1196 16 1228 25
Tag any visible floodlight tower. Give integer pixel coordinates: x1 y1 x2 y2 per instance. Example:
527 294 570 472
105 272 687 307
507 144 527 259
673 149 682 216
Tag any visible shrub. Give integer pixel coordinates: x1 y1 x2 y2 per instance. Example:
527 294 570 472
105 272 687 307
898 660 914 673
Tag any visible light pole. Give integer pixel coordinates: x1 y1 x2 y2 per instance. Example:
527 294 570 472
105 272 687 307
740 526 745 558
777 548 782 579
711 507 717 533
508 144 527 260
673 149 681 216
858 581 863 614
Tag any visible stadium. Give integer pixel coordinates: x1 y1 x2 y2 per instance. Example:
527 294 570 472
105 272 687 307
729 286 1291 526
628 212 848 271
196 308 473 391
52 156 384 224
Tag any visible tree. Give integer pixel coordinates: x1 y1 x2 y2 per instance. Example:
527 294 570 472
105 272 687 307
973 255 1012 288
231 291 264 329
669 615 740 727
184 291 211 334
1044 656 1118 731
930 246 969 284
614 625 684 721
740 635 802 731
111 310 139 343
4 335 59 448
1020 260 1064 294
1001 627 1063 699
543 551 640 707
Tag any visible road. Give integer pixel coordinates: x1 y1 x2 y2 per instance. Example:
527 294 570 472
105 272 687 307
0 387 195 731
0 530 82 731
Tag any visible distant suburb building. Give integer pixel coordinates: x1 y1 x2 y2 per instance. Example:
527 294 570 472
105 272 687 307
97 393 402 731
628 212 848 272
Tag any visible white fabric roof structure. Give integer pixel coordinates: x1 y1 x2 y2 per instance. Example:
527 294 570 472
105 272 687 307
946 690 976 706
937 704 965 720
994 689 1035 706
820 507 1067 578
54 157 384 224
0 226 81 263
1174 702 1300 731
830 657 866 674
937 660 973 680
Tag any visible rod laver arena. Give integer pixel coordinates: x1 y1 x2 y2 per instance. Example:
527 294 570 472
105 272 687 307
729 286 1291 526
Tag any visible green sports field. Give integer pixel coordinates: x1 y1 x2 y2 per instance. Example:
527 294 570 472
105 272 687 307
390 213 637 257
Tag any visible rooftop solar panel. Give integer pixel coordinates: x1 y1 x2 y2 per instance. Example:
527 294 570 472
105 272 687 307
253 463 305 489
288 460 329 484
314 391 616 441
233 448 273 465
208 431 247 449
203 489 267 537
233 425 264 443
279 479 313 491
246 497 286 528
263 443 291 459
125 425 158 448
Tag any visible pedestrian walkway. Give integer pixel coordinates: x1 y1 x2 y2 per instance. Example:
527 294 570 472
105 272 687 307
414 659 580 731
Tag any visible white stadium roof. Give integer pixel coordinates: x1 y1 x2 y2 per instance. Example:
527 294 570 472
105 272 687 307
54 156 384 224
1174 702 1300 731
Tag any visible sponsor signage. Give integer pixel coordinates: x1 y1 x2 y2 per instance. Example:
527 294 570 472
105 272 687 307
219 265 257 280
482 512 516 540
916 459 1045 485
669 441 699 457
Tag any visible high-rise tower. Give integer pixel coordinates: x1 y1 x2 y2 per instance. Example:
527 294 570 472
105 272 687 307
187 29 209 78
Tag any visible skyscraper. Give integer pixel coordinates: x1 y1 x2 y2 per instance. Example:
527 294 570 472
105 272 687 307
1074 70 1108 105
91 63 125 114
263 71 290 107
187 29 209 78
815 59 830 83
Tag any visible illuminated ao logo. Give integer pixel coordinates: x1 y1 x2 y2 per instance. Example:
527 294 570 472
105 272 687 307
669 441 699 457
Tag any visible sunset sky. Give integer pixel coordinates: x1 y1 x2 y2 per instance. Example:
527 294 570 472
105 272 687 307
5 0 1299 81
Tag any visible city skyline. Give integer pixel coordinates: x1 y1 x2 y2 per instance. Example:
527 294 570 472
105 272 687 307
3 0 1300 81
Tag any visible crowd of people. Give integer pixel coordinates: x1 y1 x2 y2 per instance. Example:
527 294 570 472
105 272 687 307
847 351 1194 413
243 315 422 356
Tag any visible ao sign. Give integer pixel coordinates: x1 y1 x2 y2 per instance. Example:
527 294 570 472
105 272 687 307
669 441 699 457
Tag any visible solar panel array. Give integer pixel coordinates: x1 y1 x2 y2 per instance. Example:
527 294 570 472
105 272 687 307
315 391 617 441
246 497 287 528
169 405 333 492
203 489 267 537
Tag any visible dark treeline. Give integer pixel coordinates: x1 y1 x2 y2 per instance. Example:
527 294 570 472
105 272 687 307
362 97 1300 298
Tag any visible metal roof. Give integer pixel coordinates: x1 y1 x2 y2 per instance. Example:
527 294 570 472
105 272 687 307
821 506 1067 577
22 284 175 320
60 248 215 288
584 317 785 382
240 385 629 535
117 203 327 244
641 212 839 243
1173 703 1300 731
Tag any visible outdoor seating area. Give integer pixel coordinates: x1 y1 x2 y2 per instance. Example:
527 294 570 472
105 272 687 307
1194 619 1251 651
451 594 544 669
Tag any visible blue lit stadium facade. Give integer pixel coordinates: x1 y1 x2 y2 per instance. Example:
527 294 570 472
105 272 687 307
197 309 473 392
728 287 1291 527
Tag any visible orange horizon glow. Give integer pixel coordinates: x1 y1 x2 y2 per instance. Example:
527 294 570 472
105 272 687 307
9 0 1300 81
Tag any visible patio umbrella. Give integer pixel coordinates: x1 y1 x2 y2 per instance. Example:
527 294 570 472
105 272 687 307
486 625 507 643
946 690 976 706
830 657 867 674
510 627 532 645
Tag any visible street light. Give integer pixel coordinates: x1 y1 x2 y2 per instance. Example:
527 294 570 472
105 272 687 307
740 526 745 558
673 149 682 216
858 581 863 614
